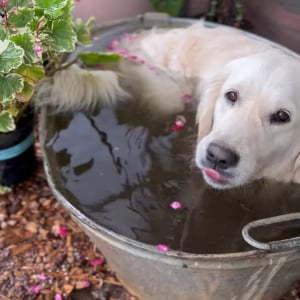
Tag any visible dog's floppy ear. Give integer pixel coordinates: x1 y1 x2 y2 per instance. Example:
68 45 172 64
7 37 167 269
195 73 226 142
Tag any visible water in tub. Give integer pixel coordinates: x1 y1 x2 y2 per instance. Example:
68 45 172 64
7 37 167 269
44 102 300 254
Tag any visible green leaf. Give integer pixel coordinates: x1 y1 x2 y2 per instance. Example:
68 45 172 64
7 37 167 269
6 0 32 11
34 0 67 10
34 0 68 18
0 41 24 73
0 28 9 40
0 40 9 55
0 73 24 103
9 8 34 27
73 19 91 46
150 0 184 16
60 0 74 20
17 65 45 84
49 20 76 52
16 80 34 102
31 7 44 18
10 33 34 64
79 52 123 65
0 111 16 133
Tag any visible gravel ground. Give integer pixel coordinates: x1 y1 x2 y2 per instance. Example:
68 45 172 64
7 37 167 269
0 140 300 300
0 141 135 300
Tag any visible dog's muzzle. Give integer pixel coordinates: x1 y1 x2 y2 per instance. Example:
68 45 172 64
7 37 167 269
206 142 240 171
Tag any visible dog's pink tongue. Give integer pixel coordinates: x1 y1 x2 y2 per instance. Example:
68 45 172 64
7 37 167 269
204 168 223 182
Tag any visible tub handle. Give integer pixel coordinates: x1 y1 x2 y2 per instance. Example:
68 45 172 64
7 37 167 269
242 213 300 251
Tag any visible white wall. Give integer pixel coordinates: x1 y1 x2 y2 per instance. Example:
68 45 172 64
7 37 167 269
72 0 153 23
72 0 209 23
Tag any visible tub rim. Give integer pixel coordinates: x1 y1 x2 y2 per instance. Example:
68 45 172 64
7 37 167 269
39 13 300 263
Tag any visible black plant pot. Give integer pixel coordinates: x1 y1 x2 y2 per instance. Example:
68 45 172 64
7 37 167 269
0 107 36 186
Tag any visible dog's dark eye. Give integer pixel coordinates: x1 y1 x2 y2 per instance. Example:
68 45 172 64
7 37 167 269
270 109 291 124
225 90 238 104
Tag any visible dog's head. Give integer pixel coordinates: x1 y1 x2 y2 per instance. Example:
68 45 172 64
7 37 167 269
195 50 300 189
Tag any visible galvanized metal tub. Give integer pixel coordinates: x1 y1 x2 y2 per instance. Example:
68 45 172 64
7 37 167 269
39 14 300 300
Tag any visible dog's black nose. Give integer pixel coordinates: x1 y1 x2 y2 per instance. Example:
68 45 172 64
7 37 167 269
206 143 240 170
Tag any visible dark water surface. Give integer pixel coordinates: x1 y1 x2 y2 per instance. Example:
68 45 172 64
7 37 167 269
44 103 300 254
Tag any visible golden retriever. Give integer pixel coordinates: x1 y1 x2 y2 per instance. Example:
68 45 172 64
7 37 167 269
36 23 300 190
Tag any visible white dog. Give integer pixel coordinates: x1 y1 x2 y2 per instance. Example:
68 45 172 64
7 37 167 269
36 23 300 190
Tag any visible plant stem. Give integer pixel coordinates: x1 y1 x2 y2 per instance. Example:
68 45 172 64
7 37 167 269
60 56 78 70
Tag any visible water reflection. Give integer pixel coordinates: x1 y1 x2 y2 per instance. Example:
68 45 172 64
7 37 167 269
44 105 300 254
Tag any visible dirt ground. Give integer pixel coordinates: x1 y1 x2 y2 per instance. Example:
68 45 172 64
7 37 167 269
0 142 135 300
1 141 300 300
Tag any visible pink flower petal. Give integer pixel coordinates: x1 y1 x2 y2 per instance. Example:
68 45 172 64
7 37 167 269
171 124 180 132
76 280 90 289
128 55 137 60
156 244 169 252
148 65 156 71
58 226 67 238
83 280 90 288
175 120 184 127
182 94 192 104
90 257 104 267
171 121 184 132
122 32 137 40
54 294 63 300
37 273 47 281
0 0 8 7
122 32 134 40
29 285 41 294
114 49 129 57
34 44 42 54
110 39 119 48
170 201 182 210
105 46 114 51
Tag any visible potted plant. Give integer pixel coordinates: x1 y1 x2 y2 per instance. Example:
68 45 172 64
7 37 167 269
0 0 121 185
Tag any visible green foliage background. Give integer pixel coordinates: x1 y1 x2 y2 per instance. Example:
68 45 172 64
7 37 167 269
0 0 121 133
149 0 184 16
